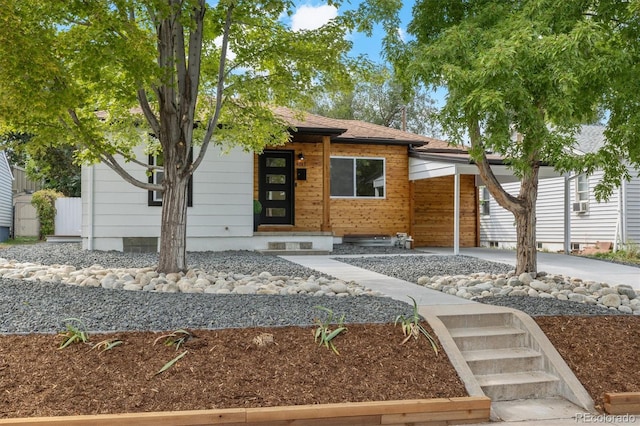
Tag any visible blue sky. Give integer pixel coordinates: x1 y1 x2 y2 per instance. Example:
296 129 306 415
288 1 415 64
285 1 447 107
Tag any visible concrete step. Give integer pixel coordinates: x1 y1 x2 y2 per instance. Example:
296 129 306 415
462 347 543 375
476 371 559 401
438 312 512 329
449 326 527 351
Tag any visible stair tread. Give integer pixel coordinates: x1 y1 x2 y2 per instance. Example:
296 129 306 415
476 371 559 386
449 326 526 338
463 347 542 362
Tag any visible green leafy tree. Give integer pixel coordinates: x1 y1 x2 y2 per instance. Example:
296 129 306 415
353 0 623 274
312 65 442 137
0 0 352 273
1 133 80 197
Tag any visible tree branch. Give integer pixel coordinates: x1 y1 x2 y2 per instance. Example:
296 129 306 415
100 153 160 191
137 89 161 136
468 117 522 213
193 2 233 172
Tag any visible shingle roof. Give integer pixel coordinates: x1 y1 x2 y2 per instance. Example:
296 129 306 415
273 107 450 148
573 125 605 154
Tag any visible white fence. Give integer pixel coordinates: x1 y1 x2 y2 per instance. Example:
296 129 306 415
54 197 82 236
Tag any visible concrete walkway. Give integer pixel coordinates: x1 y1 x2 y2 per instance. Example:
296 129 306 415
281 250 639 426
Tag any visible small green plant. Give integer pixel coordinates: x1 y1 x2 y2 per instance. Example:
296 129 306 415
154 329 192 351
156 351 188 376
91 339 123 353
31 189 64 239
253 200 263 215
313 306 347 355
395 296 439 355
58 318 89 349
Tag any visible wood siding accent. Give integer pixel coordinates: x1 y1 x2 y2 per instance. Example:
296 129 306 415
255 143 411 237
413 175 477 247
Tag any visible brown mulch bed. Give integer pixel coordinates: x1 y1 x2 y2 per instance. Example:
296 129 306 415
535 315 640 412
0 316 638 419
0 323 464 419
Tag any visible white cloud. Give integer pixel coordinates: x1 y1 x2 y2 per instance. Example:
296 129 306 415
291 4 338 32
397 27 407 42
213 35 236 61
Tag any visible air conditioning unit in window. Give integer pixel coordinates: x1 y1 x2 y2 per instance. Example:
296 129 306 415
572 202 588 213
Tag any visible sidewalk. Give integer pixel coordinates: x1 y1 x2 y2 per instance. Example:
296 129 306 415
421 248 640 290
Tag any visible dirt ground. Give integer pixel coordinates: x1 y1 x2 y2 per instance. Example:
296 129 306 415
0 316 638 419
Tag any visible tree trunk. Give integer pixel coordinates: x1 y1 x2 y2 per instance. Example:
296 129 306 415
157 173 190 273
468 121 541 274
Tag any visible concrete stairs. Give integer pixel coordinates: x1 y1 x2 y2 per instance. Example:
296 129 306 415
444 313 559 401
421 304 595 419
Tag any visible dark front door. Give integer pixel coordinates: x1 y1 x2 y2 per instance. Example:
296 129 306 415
259 150 294 225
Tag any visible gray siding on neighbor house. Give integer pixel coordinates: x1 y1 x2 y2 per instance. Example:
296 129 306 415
0 152 13 230
82 144 254 251
626 178 640 245
480 172 623 248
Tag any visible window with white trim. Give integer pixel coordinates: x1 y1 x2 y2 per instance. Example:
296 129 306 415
575 174 589 203
479 186 490 216
330 157 385 198
148 152 193 207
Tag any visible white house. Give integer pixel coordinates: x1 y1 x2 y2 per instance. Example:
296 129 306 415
479 125 640 252
0 151 13 241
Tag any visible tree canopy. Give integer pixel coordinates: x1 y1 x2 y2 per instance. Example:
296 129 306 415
0 0 354 272
311 65 442 137
352 0 638 273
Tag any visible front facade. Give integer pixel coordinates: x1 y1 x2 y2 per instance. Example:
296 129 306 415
82 110 483 252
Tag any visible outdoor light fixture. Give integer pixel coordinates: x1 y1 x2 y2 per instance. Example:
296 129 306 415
298 153 305 161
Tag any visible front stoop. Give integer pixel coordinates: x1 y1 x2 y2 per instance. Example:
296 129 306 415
420 304 595 420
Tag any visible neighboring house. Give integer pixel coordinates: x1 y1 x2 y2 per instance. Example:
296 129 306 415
82 109 563 253
0 152 14 241
479 125 640 251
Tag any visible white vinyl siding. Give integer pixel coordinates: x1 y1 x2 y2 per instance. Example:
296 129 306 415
626 179 640 245
82 145 253 250
0 152 13 230
480 172 627 249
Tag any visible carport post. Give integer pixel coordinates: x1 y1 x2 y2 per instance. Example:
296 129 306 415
454 171 460 255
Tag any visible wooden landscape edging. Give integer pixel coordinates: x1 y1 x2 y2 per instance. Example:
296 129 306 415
0 396 491 426
604 392 640 415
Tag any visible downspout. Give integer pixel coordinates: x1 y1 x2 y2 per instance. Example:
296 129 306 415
87 165 94 250
454 169 460 255
564 175 571 255
564 173 582 255
614 180 627 252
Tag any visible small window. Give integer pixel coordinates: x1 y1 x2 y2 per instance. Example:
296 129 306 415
575 174 589 203
330 157 385 198
148 151 193 207
479 186 490 216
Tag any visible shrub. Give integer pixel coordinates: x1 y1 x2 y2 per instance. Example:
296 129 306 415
31 189 64 239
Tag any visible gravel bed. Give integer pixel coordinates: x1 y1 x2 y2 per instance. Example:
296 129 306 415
0 243 627 334
334 254 514 282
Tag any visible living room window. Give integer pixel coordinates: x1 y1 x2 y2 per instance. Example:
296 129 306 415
148 152 193 207
330 157 385 198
